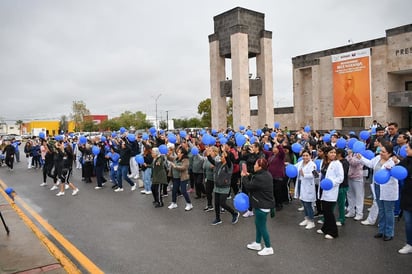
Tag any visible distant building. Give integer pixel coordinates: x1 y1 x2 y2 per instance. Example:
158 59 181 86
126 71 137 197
0 122 20 135
22 120 75 137
83 115 109 131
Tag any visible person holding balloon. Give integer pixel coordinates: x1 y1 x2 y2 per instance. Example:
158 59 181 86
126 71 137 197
115 140 138 192
206 145 239 225
241 158 276 255
294 150 317 229
93 142 107 190
150 147 168 207
139 144 153 195
395 141 412 254
317 146 344 240
167 146 193 211
357 142 398 241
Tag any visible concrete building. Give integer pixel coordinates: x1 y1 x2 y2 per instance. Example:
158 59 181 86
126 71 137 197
276 23 412 131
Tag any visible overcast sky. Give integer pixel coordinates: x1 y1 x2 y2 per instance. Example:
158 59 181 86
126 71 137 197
0 0 411 123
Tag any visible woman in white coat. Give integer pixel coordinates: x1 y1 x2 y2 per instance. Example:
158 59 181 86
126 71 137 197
358 142 398 241
295 150 317 229
317 146 344 239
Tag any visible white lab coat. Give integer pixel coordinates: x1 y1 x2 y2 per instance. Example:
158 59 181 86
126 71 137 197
320 160 344 202
294 160 317 202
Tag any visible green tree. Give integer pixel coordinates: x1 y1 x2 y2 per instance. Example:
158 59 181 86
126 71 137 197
83 120 98 132
71 101 90 131
15 120 23 135
100 119 120 131
59 115 68 133
198 98 211 127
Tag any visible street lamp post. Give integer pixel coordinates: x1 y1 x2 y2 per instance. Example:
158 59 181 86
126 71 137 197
154 93 162 129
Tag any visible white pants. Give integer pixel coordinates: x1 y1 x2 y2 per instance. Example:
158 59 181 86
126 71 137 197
129 156 140 178
366 183 378 223
27 156 32 168
347 178 365 218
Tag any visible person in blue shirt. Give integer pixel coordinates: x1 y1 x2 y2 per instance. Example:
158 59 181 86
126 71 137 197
12 138 21 162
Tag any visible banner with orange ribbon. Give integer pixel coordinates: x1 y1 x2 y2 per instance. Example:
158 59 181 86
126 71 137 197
332 48 372 118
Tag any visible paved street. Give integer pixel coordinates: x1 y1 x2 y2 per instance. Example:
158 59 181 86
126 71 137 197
0 157 411 274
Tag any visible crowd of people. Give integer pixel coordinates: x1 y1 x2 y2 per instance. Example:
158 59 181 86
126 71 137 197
1 120 412 256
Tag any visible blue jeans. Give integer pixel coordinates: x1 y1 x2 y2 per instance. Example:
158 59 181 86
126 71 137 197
143 168 152 192
109 167 118 186
302 201 314 220
403 210 412 245
172 178 191 203
117 165 135 189
375 184 395 237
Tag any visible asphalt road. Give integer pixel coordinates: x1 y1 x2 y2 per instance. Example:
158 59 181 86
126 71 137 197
1 155 411 274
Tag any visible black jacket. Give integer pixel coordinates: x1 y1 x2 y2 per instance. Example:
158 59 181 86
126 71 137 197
242 169 275 209
398 156 412 211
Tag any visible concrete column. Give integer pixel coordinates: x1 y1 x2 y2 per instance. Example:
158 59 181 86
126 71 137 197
257 36 274 128
209 40 227 129
231 32 250 129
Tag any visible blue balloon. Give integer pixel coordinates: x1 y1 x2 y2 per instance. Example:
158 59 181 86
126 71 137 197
111 153 120 162
235 134 246 147
159 144 168 155
274 122 280 129
127 134 136 142
218 133 224 139
304 125 311 132
315 159 322 171
135 155 144 164
359 130 370 141
320 178 333 190
347 138 358 149
256 129 262 136
390 166 408 180
250 136 257 144
149 127 156 134
101 136 107 142
219 137 228 145
208 137 216 146
233 193 249 212
400 145 407 158
159 129 164 135
39 132 45 139
352 141 366 153
119 127 126 134
111 131 117 138
361 150 375 160
291 143 303 154
79 136 87 145
336 138 347 149
142 133 149 140
211 129 217 136
191 147 199 155
264 143 271 151
92 145 100 156
246 130 253 137
270 132 277 139
285 165 298 178
202 134 211 145
180 130 187 139
239 125 245 131
167 133 176 144
323 134 331 143
374 169 391 184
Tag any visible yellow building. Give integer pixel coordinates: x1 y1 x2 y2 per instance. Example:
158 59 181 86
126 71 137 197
23 120 75 137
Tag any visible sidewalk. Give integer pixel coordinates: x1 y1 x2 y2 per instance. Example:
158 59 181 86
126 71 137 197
0 193 66 274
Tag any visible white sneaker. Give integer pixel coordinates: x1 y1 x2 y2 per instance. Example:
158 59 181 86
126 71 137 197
317 219 324 224
72 188 79 196
56 192 65 196
361 219 374 226
114 188 124 192
141 190 147 194
133 175 139 179
258 247 274 256
325 234 334 240
305 221 315 229
336 221 342 227
354 215 363 221
94 186 102 190
40 182 47 187
145 191 152 195
131 184 137 191
345 213 355 218
65 184 69 190
317 229 324 234
247 242 262 251
297 206 304 212
185 203 193 211
168 203 178 209
398 244 412 254
50 185 58 191
242 210 254 218
299 219 308 226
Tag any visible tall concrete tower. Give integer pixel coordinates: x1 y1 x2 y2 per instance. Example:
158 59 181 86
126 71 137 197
209 7 274 130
